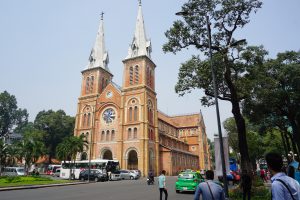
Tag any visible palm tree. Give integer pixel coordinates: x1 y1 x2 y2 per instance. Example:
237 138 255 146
56 135 88 180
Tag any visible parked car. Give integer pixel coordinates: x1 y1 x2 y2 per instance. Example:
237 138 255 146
119 170 139 180
79 169 107 182
130 170 141 178
175 171 204 193
52 168 61 177
2 167 25 176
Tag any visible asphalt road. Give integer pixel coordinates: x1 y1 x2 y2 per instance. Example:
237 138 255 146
1 176 195 200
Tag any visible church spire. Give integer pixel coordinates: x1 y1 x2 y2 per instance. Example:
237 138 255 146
87 12 109 70
126 0 152 59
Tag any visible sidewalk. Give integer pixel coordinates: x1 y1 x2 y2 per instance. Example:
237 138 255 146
0 181 89 191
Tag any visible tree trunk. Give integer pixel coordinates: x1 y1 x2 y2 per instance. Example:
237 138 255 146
223 61 252 174
231 101 252 174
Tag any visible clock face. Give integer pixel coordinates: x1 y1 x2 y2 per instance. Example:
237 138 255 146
103 108 115 123
106 91 113 98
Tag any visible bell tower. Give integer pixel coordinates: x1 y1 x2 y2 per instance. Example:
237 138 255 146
121 0 159 176
74 13 112 160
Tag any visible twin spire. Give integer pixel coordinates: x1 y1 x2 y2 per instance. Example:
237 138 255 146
87 12 109 70
86 0 151 70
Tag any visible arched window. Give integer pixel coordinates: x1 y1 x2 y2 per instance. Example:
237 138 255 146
129 107 133 122
87 113 91 127
86 77 90 93
101 131 105 141
134 65 139 84
147 67 150 86
128 128 132 140
90 76 94 92
111 130 115 141
106 79 109 87
134 106 138 121
133 128 137 139
151 129 154 141
82 114 87 127
149 70 152 88
129 66 133 85
102 78 105 90
106 130 110 141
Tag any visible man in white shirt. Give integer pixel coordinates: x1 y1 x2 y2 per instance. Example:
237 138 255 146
266 152 300 200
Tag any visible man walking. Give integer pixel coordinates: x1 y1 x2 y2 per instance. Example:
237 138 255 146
158 170 168 200
266 152 300 200
194 170 225 200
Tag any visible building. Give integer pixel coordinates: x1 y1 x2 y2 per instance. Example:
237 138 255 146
74 2 211 176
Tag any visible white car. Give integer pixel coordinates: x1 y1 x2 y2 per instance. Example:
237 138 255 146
119 170 139 180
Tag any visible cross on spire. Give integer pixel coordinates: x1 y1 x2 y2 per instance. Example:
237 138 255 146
100 11 104 20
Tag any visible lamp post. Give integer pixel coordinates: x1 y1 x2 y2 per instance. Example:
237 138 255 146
205 15 229 198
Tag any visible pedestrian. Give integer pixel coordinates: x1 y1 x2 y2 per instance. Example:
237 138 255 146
287 152 299 179
265 152 300 200
158 170 168 200
194 170 225 200
260 168 266 182
240 170 252 200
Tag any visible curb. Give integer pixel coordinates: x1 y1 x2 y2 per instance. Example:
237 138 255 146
0 181 90 191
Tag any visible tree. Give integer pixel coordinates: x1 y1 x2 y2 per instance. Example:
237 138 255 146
15 129 46 175
34 110 75 164
56 135 88 179
0 91 28 138
163 0 263 173
243 51 300 154
224 117 285 168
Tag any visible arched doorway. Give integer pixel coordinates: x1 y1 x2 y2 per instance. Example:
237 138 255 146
127 150 138 170
102 149 113 160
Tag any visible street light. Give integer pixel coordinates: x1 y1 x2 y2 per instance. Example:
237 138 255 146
206 15 229 198
175 11 246 198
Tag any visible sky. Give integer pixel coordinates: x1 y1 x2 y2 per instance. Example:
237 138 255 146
0 0 299 140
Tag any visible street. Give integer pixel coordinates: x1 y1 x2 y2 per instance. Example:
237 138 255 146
1 176 195 200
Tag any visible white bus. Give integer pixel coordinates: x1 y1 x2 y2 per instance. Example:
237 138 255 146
60 159 120 180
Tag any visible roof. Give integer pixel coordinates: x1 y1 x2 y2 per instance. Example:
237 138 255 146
35 156 61 164
158 110 201 128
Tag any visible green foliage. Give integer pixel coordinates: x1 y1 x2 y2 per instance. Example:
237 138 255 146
0 176 71 187
243 50 300 152
0 91 28 137
224 117 284 166
34 110 75 162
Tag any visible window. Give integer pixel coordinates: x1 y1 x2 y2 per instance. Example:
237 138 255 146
133 128 137 139
128 128 132 139
101 131 105 141
87 113 91 127
86 77 90 93
129 107 133 122
111 130 115 141
129 67 133 85
106 130 110 141
90 76 94 92
134 65 139 84
82 114 87 127
147 67 150 86
102 78 105 90
149 70 152 87
134 106 138 121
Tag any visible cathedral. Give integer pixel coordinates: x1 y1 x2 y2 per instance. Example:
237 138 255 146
74 2 211 176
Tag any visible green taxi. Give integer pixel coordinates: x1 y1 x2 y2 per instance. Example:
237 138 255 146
175 171 204 193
